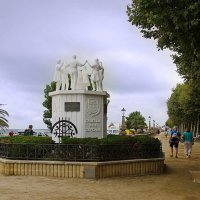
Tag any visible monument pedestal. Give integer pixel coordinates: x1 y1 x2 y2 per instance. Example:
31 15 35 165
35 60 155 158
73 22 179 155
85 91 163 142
49 90 109 142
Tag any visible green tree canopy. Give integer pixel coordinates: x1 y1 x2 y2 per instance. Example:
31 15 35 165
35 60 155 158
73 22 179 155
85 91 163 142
42 82 56 129
126 111 147 130
127 1 200 128
167 83 188 125
167 81 200 127
127 0 200 81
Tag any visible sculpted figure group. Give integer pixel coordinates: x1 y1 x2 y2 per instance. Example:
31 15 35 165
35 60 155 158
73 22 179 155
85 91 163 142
53 55 104 91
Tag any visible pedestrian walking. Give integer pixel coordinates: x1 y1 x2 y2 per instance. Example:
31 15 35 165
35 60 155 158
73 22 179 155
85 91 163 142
164 127 168 138
182 127 194 158
169 126 181 158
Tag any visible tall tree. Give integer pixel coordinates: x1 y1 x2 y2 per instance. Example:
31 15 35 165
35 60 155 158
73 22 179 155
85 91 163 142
167 84 188 126
0 104 9 129
126 111 147 130
127 0 200 81
167 81 200 131
127 0 200 130
43 82 56 129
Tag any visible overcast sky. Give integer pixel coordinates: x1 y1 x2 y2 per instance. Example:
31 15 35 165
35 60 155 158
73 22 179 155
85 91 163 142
0 0 182 129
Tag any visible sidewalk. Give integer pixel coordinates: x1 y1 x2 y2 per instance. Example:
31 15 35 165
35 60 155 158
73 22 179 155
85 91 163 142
0 132 200 200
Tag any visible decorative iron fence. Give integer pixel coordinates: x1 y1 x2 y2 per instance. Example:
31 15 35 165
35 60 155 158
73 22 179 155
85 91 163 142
0 143 163 162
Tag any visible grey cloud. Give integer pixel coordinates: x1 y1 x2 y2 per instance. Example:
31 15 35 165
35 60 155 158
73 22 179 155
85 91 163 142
0 0 181 128
0 55 53 94
103 60 169 94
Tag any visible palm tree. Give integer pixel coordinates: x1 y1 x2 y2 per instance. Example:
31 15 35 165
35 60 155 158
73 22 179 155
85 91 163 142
0 104 9 129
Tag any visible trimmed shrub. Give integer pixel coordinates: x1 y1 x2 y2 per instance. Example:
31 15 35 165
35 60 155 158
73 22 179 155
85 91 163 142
0 136 54 144
0 136 54 160
61 134 161 146
61 137 100 145
0 135 162 161
60 135 162 161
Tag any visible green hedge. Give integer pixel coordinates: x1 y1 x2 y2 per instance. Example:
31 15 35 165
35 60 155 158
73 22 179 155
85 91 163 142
0 136 54 144
62 134 161 146
0 135 160 146
0 135 162 161
0 136 54 160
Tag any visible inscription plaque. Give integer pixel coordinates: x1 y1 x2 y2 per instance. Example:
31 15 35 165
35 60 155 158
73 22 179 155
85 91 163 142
65 102 80 112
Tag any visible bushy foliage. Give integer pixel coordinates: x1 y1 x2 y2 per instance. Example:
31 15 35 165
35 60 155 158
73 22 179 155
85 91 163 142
0 135 161 161
125 111 147 130
43 81 56 129
127 0 200 81
0 136 54 144
127 1 200 128
61 135 162 161
62 134 160 146
167 81 200 127
62 137 100 145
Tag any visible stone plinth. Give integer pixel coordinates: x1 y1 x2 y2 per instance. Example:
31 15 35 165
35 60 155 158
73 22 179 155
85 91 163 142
49 90 109 142
0 157 165 179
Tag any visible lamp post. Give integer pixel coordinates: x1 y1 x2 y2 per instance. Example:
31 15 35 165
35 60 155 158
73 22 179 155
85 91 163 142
148 116 151 132
121 108 126 134
153 120 155 130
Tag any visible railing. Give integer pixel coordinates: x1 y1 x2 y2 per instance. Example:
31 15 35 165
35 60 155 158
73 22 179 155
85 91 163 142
0 143 163 162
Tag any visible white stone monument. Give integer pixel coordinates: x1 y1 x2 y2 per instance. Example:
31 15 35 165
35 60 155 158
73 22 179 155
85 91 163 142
49 55 109 143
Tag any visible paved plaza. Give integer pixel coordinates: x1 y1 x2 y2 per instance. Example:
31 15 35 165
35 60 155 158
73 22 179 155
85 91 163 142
0 132 200 200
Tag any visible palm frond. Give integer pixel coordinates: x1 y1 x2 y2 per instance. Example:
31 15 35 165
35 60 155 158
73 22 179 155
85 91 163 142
0 104 9 129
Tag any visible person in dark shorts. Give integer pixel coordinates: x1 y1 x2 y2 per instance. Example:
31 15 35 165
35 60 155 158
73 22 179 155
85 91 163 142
169 126 181 158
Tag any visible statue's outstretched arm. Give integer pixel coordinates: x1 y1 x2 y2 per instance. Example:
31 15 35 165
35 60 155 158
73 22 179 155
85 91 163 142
82 60 87 66
86 60 92 67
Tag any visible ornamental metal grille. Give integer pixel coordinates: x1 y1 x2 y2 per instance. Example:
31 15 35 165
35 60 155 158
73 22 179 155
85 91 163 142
51 118 78 143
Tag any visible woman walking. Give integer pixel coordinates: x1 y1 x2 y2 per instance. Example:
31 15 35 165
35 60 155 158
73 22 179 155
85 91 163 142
182 127 194 158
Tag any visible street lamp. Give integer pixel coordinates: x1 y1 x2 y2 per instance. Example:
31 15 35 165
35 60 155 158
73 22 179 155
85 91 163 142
153 120 155 129
148 116 151 132
121 108 126 134
156 123 159 128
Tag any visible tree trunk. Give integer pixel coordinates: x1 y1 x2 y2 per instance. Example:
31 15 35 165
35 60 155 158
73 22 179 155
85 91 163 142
190 123 192 132
197 118 199 137
193 122 196 137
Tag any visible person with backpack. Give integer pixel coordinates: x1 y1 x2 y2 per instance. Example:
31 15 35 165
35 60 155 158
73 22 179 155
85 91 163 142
169 126 181 158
